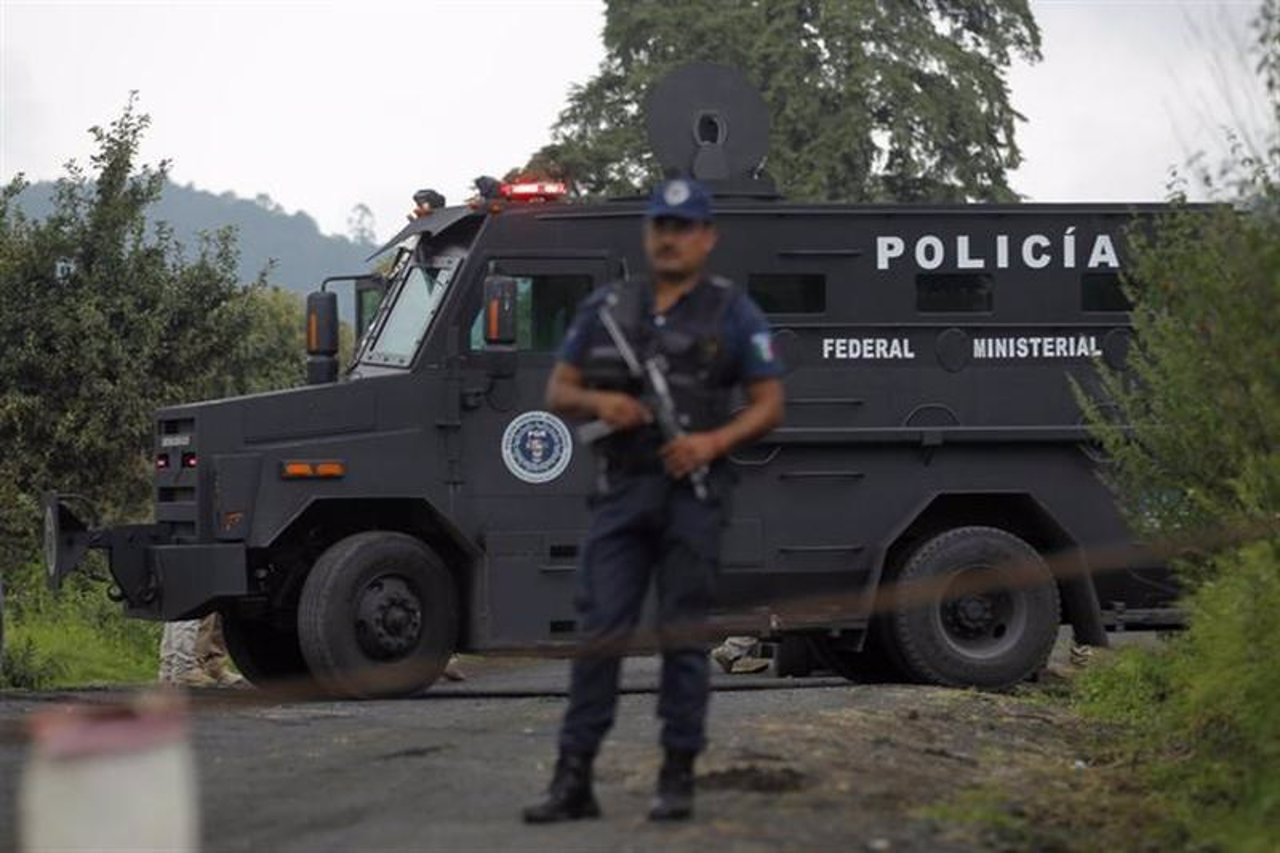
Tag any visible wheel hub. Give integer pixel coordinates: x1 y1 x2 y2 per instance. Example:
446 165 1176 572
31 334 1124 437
356 576 423 660
936 565 1024 655
950 595 996 634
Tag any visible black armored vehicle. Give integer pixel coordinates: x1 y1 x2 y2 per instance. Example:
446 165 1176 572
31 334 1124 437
45 65 1179 696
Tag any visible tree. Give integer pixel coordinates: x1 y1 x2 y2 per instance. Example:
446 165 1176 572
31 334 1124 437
0 95 304 520
1081 4 1279 563
347 203 377 246
0 96 310 685
524 0 1041 202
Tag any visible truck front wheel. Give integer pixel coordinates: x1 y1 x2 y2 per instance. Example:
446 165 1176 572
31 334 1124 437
298 531 458 698
884 526 1060 689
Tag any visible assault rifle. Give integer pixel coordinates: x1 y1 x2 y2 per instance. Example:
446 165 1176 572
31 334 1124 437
577 294 710 500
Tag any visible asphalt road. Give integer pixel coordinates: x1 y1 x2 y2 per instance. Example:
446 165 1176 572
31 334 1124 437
0 654 1088 852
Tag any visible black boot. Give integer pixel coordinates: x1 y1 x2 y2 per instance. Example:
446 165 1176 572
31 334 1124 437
648 748 696 821
522 751 601 824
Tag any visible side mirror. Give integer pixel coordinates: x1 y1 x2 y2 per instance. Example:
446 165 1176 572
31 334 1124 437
482 274 519 348
306 290 340 384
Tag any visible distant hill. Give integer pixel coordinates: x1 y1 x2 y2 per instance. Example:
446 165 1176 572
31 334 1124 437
13 180 376 297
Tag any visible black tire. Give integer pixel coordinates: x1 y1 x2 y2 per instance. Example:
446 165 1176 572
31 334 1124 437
773 635 816 678
221 613 311 688
884 526 1060 689
810 623 907 684
298 531 458 699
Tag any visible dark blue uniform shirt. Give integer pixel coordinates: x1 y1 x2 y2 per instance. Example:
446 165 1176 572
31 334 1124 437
557 279 784 383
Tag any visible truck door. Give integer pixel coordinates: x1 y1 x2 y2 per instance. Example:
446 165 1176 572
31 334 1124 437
457 255 615 648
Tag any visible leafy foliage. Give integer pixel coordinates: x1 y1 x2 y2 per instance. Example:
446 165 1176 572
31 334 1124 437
522 0 1041 202
1080 150 1279 583
1072 4 1280 849
1078 541 1280 852
1081 188 1280 558
0 95 305 519
1 96 306 687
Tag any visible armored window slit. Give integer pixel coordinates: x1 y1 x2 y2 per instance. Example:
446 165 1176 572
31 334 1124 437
548 544 579 561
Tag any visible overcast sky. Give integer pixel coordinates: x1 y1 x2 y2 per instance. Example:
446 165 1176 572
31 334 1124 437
1 0 1270 243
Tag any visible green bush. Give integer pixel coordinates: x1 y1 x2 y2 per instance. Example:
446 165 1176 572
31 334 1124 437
1072 4 1280 849
1078 540 1280 852
0 635 65 690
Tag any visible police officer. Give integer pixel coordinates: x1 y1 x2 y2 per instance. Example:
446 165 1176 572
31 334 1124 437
523 178 785 823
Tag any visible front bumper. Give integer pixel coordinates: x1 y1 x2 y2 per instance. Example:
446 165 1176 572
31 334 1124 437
43 493 248 621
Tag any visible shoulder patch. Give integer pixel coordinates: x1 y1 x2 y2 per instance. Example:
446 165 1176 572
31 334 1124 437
751 331 776 364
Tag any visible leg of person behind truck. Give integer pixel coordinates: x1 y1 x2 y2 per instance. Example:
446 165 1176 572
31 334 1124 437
711 636 769 674
158 620 207 687
195 614 243 687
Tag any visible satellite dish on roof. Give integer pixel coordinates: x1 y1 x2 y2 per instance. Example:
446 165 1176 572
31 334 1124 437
645 62 772 189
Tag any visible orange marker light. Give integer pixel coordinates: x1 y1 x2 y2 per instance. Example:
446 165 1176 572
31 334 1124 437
282 462 315 479
487 298 499 340
315 461 346 478
281 460 346 479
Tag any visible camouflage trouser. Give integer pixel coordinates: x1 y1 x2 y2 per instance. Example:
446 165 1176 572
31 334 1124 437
158 620 199 682
714 636 757 663
159 614 231 682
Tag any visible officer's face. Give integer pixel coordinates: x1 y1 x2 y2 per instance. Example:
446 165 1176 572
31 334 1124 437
644 217 717 281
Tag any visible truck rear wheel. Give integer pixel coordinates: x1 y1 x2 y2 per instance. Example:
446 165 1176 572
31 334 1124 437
298 531 458 698
221 614 311 687
811 625 907 684
884 526 1059 689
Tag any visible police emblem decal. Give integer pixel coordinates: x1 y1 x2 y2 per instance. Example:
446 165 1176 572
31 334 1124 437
501 411 574 484
663 180 691 206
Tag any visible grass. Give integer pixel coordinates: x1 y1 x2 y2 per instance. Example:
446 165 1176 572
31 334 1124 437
2 556 160 690
2 616 158 688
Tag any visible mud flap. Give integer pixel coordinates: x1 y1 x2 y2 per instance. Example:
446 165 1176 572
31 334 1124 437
1059 556 1109 647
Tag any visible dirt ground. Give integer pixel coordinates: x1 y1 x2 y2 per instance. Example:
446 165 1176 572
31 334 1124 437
0 637 1125 853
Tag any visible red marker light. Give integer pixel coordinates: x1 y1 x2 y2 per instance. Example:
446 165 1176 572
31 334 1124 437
156 454 170 470
498 181 567 202
181 453 198 469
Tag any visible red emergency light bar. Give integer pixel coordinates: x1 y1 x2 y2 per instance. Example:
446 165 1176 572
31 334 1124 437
499 181 567 201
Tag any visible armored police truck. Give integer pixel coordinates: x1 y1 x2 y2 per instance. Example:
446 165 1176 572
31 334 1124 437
44 64 1180 697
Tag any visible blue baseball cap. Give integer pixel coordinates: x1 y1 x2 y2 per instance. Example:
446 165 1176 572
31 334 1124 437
646 178 714 223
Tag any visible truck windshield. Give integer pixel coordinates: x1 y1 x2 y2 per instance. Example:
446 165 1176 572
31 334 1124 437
362 253 463 367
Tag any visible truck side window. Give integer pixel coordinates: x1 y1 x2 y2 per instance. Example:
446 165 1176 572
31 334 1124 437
469 273 593 351
916 273 994 313
1081 273 1133 312
747 273 826 314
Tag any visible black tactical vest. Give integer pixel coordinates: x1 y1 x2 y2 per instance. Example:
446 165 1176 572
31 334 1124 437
581 276 738 467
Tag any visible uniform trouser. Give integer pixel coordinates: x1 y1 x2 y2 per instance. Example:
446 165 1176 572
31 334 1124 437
558 472 724 756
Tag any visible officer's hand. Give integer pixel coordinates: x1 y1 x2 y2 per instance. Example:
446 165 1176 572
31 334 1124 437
594 392 652 430
661 433 722 479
